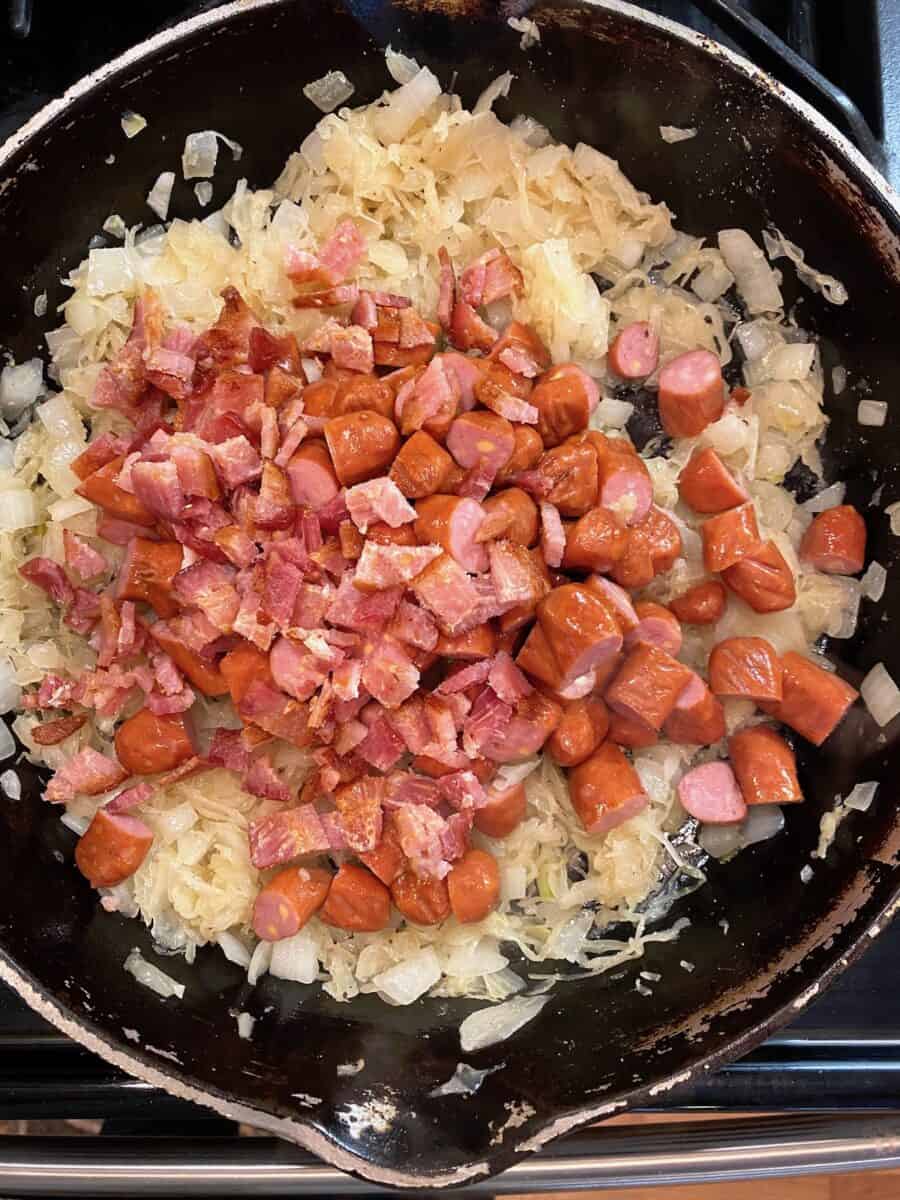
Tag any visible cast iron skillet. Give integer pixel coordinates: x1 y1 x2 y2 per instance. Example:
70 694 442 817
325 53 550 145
1 0 900 1186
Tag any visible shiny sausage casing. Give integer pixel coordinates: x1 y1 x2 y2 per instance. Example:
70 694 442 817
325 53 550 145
759 652 858 746
569 742 647 834
729 725 803 806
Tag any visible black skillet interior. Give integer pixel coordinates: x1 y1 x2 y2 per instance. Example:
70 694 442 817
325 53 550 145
1 0 900 1183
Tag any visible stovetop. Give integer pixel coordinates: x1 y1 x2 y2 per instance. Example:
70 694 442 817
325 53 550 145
2 0 900 1192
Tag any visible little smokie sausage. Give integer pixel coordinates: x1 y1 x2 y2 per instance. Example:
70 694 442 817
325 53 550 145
531 363 597 447
670 580 727 626
478 488 539 547
547 697 609 767
474 783 527 838
721 540 796 613
445 411 515 477
319 863 391 931
75 810 154 888
286 440 340 508
799 505 866 575
114 538 183 617
626 602 682 657
435 623 497 661
607 321 660 380
114 708 194 775
324 411 400 486
252 865 332 941
494 424 544 485
367 522 417 546
220 642 274 706
536 583 623 685
562 507 628 573
605 643 693 732
708 636 783 702
607 708 659 749
535 439 599 517
701 502 762 572
658 349 725 438
148 625 229 697
587 576 639 634
569 742 648 834
414 494 488 573
677 761 747 824
301 379 339 422
593 435 653 526
663 674 726 746
391 871 451 925
611 506 682 590
729 725 803 806
481 691 563 763
678 447 749 514
759 652 858 746
447 849 500 924
515 623 565 691
359 814 406 885
334 374 394 420
389 430 453 499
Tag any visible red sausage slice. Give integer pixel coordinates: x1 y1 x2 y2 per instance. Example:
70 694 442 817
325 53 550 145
729 726 803 806
562 507 628 572
658 350 725 438
414 494 488 573
607 321 660 380
607 708 659 749
531 364 597 447
702 502 762 572
536 583 623 686
663 674 726 745
708 636 783 702
678 761 746 824
474 783 527 838
594 437 653 526
605 643 693 732
389 431 453 499
446 411 515 476
252 865 332 941
721 540 796 613
799 505 866 575
678 447 749 514
759 652 858 745
75 810 153 888
626 601 682 657
569 743 647 834
669 580 727 626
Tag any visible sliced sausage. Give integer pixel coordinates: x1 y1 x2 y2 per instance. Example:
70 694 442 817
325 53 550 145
488 321 551 376
391 870 451 925
114 537 183 618
562 507 628 573
537 583 623 686
702 502 762 572
252 865 332 941
626 601 682 656
359 815 407 885
611 506 682 590
708 636 782 702
799 505 866 575
75 457 156 527
220 642 274 706
478 488 539 547
476 359 534 405
535 440 598 517
605 643 693 732
435 623 496 661
658 349 725 438
334 373 394 420
75 810 153 888
367 522 418 546
148 625 229 697
607 709 659 749
669 580 727 625
286 440 340 508
414 494 488 573
677 761 746 824
301 378 340 422
474 783 527 838
114 708 194 775
319 863 391 931
389 430 453 499
531 363 597 447
446 411 515 477
515 623 564 691
607 321 660 379
569 743 647 834
729 725 803 806
663 674 726 746
594 435 653 526
759 652 858 746
547 696 609 766
447 849 500 923
721 540 796 614
495 424 544 486
678 447 748 514
324 411 400 486
586 576 639 634
482 690 562 763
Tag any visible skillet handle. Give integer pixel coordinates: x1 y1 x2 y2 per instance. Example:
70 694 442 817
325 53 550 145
1 1114 900 1193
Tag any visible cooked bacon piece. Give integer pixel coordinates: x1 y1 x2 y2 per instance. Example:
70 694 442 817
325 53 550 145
353 541 443 591
486 539 545 608
345 476 416 533
45 747 129 803
329 325 374 373
242 754 291 803
208 435 263 490
31 714 87 746
206 727 252 774
72 433 131 481
436 246 456 329
334 776 385 852
393 804 453 879
325 573 401 631
538 501 566 568
248 804 330 869
19 557 74 609
269 636 329 702
360 636 420 709
489 321 550 379
386 598 439 651
238 681 312 748
356 714 406 771
410 553 483 636
172 560 240 632
62 530 106 583
488 652 533 704
396 355 460 439
449 300 498 353
105 781 155 815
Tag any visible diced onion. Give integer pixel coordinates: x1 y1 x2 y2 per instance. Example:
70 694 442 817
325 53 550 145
0 723 14 762
236 1012 255 1040
0 769 20 799
592 396 634 429
374 948 441 1005
718 229 784 314
858 400 887 427
303 70 355 114
508 16 540 48
861 663 900 727
36 393 83 441
374 66 441 143
102 214 127 239
0 359 44 419
861 561 887 602
61 811 90 836
460 994 548 1052
121 110 147 138
845 781 878 812
0 660 20 715
385 46 420 86
699 805 784 860
194 182 213 207
270 927 319 984
444 937 508 978
86 247 135 297
247 940 272 986
832 365 847 395
802 481 845 514
800 864 814 883
474 72 514 116
182 131 218 180
430 1062 495 1097
217 930 251 968
124 948 185 999
33 292 48 317
660 125 697 144
0 490 39 531
509 114 552 148
494 758 540 789
147 172 175 221
691 260 734 302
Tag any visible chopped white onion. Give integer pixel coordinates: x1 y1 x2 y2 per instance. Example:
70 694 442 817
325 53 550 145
861 561 887 603
823 578 861 641
102 214 127 239
845 781 878 812
217 930 251 968
0 723 14 762
303 70 355 114
832 365 847 395
384 45 420 86
509 114 552 148
861 663 900 727
802 481 845 514
86 247 135 297
0 769 20 799
194 181 213 207
430 1062 496 1097
0 359 43 419
47 495 94 523
691 260 734 302
124 948 185 999
500 863 528 903
374 948 441 1005
474 72 514 116
858 400 888 427
445 937 508 978
508 16 541 48
0 490 39 531
0 660 20 715
734 319 780 362
120 110 147 138
374 66 442 143
660 125 697 143
147 171 175 221
494 757 540 789
182 131 218 180
718 229 784 314
800 864 814 883
459 994 548 1052
37 393 82 441
247 940 272 986
592 396 634 429
269 927 318 984
33 291 48 317
700 805 784 859
60 811 90 836
236 1012 255 1040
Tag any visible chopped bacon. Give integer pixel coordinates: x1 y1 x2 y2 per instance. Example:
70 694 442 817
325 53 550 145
31 714 87 746
436 660 492 694
315 489 351 535
320 810 348 850
173 560 240 632
243 753 291 803
105 781 154 815
248 804 329 868
478 387 539 425
28 674 79 711
72 433 131 481
332 657 363 701
273 416 308 469
209 435 262 489
440 810 472 862
292 580 333 629
539 501 565 568
129 460 184 521
339 520 364 559
488 539 547 606
393 804 451 879
398 307 436 350
462 686 513 758
325 573 401 630
239 681 310 746
334 775 384 853
96 516 158 546
353 542 442 591
386 598 438 651
437 247 456 329
213 524 258 568
457 459 497 503
198 287 258 366
361 636 420 709
292 283 360 309
345 477 416 533
144 346 196 400
441 352 482 410
254 462 295 530
261 553 303 629
91 342 145 419
385 771 442 808
488 651 533 704
270 635 329 702
65 588 102 635
397 355 459 436
387 695 432 754
350 290 379 331
410 553 482 636
357 714 406 771
44 747 129 803
145 681 195 716
330 325 374 373
333 718 369 756
207 727 252 773
64 532 110 583
483 250 524 305
19 557 74 609
77 665 139 719
438 770 488 811
450 301 498 353
460 254 490 307
310 218 367 285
